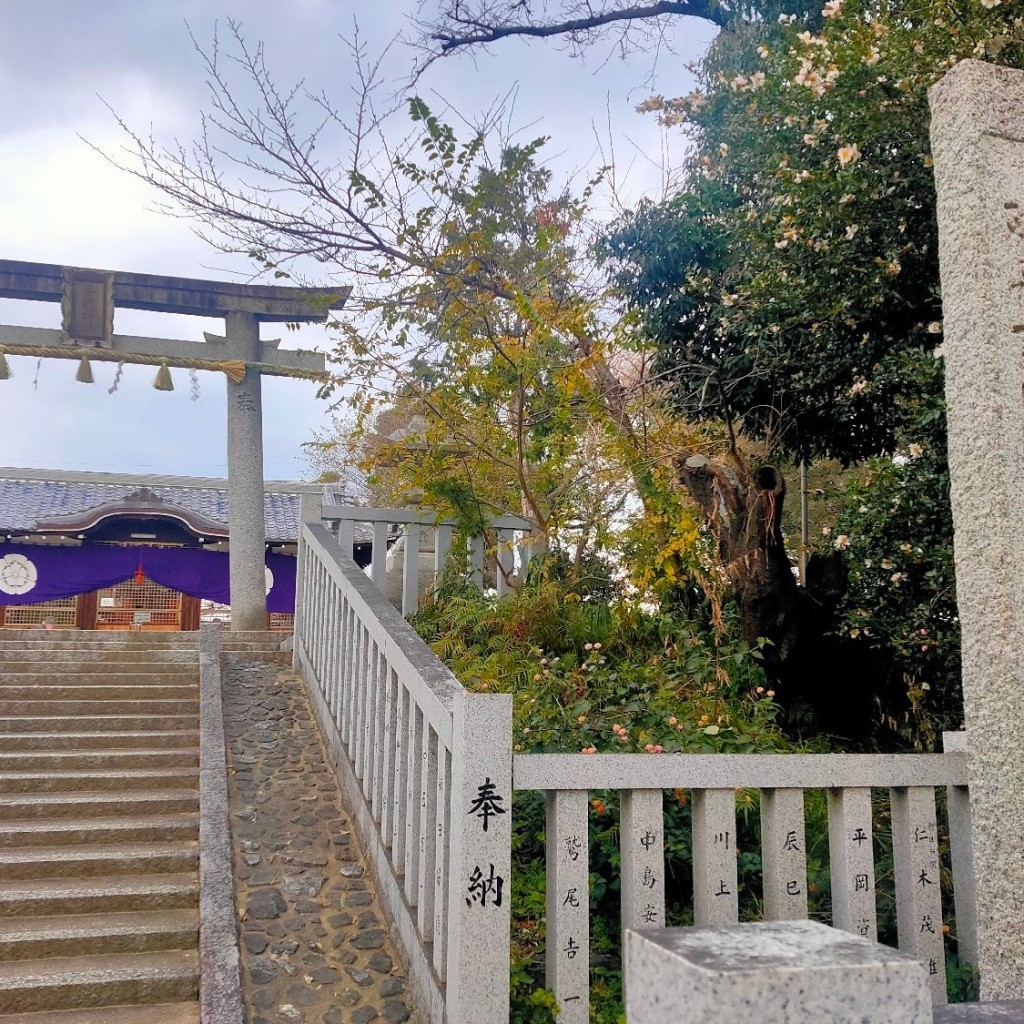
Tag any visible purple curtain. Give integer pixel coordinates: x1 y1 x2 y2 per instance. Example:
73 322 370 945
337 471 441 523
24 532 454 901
0 543 296 613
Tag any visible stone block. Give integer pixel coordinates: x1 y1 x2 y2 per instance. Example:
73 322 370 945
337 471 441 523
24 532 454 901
935 1003 1024 1023
625 920 930 1024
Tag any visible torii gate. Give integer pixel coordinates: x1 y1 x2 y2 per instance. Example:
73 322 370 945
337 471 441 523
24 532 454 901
0 258 349 631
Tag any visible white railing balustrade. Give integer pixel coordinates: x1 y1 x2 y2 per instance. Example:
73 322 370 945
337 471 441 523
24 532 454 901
513 749 977 1022
291 496 980 1024
320 504 534 614
294 520 515 1024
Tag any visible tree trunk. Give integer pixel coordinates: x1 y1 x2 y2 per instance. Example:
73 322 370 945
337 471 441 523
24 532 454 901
676 456 800 668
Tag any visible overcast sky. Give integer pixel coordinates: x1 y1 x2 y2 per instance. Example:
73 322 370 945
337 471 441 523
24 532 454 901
0 1 713 481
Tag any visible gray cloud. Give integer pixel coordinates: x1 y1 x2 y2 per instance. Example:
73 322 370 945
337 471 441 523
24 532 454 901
0 0 710 481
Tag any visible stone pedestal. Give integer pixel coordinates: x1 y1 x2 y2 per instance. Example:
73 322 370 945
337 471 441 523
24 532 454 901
624 921 930 1024
930 60 1024 999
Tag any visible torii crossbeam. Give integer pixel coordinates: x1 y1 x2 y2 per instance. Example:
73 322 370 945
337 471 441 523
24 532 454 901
0 258 350 631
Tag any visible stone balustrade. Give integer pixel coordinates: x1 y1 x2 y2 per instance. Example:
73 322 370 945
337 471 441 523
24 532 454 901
294 519 515 1024
320 503 534 614
292 504 979 1024
513 748 975 1020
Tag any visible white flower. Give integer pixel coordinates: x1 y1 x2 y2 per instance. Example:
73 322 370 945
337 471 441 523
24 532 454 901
927 321 942 334
834 534 850 551
980 0 1001 8
846 224 860 239
908 443 923 459
778 12 797 23
850 379 867 395
837 143 862 166
822 0 844 16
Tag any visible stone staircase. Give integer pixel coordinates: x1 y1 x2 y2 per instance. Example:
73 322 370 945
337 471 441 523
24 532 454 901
0 629 285 1023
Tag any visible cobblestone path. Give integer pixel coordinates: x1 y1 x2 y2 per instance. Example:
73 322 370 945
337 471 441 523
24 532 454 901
223 658 418 1024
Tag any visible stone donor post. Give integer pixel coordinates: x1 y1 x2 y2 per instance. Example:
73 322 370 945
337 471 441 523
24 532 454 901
624 921 931 1024
931 59 1024 1000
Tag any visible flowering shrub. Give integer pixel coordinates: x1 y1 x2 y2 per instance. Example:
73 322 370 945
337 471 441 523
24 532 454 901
831 433 960 748
413 579 803 1022
605 0 1024 464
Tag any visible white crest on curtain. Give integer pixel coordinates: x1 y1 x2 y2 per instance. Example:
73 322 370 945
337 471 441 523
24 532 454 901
0 554 38 595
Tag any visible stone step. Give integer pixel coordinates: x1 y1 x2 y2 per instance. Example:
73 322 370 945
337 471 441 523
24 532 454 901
0 638 276 647
0 716 198 736
0 813 199 848
0 729 199 753
0 731 199 752
0 1001 199 1024
0 699 198 717
0 662 197 674
0 790 198 821
0 840 198 880
0 768 199 794
0 685 198 701
0 875 198 918
0 650 200 664
0 630 282 645
0 909 197 961
0 749 197 772
0 949 199 1013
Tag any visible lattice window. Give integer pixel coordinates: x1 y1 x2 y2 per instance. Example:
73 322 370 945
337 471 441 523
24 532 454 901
96 578 182 628
269 613 294 632
2 597 78 628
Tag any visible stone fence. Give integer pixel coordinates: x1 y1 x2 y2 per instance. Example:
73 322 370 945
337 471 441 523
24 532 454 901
291 504 979 1023
294 517 515 1024
514 746 974 1019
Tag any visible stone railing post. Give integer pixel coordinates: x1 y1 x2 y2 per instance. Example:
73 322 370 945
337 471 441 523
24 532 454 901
446 690 513 1024
931 59 1024 999
942 731 978 973
292 488 323 671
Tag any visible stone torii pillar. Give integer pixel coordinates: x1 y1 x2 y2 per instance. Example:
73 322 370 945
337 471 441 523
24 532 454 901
931 61 1024 999
0 258 349 631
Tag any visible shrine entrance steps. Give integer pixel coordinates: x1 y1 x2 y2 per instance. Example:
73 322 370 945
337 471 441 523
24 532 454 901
0 629 280 1023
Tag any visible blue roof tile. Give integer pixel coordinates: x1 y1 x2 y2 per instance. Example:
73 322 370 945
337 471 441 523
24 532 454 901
0 478 300 541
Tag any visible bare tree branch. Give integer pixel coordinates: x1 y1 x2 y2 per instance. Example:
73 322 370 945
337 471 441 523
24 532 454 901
405 0 734 79
429 0 729 54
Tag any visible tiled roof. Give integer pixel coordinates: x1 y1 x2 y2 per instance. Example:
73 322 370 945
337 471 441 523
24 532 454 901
0 476 302 542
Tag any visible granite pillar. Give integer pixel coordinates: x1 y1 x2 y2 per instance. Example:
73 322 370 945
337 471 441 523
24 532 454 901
930 59 1024 999
224 310 267 632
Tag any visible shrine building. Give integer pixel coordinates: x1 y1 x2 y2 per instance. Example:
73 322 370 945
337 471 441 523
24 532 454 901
0 469 370 631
